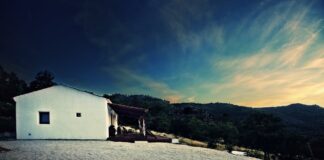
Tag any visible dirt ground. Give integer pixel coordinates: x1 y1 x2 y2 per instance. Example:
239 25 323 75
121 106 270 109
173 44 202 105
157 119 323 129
0 140 259 160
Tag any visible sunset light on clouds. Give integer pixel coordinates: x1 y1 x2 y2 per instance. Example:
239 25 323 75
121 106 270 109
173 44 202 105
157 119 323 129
1 0 323 107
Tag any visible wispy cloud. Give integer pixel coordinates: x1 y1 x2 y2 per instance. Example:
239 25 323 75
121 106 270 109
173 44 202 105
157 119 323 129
160 0 224 52
208 1 324 107
86 0 323 107
103 67 187 103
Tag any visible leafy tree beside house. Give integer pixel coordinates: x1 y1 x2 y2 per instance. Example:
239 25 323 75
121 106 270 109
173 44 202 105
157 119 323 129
29 70 56 92
0 66 27 132
0 67 56 132
0 66 27 104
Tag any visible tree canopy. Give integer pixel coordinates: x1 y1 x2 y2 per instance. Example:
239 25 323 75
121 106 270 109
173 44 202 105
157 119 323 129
29 70 56 92
0 67 56 132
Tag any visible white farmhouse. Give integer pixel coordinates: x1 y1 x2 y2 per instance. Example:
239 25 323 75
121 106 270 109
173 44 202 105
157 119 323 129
13 85 118 140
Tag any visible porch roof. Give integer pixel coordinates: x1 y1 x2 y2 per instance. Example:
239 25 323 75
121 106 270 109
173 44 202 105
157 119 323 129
108 103 148 118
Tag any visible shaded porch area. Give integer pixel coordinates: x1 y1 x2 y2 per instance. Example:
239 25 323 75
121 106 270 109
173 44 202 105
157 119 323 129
108 133 172 143
107 103 171 143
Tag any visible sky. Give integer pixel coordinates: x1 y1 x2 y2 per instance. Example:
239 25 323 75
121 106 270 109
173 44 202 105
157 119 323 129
0 0 324 107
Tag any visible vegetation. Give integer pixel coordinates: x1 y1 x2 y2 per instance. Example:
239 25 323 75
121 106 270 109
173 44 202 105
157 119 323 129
0 66 55 132
29 70 56 92
239 112 284 159
0 65 323 159
106 94 324 160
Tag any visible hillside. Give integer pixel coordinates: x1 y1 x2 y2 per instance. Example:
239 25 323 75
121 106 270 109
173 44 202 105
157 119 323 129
107 94 324 159
107 93 324 137
258 103 324 136
173 103 254 123
173 102 324 136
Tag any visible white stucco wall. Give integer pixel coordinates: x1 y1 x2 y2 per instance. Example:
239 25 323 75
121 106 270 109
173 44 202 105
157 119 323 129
107 106 118 128
14 85 113 140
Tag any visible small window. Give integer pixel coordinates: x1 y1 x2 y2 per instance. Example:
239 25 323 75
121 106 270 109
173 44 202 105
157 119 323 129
76 113 81 117
39 112 50 124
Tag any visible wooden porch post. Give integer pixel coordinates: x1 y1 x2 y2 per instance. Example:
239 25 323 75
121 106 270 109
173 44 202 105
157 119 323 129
143 117 146 136
138 116 146 136
138 117 142 135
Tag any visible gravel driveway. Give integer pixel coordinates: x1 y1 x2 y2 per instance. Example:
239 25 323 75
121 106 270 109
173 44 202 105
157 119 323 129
0 140 258 160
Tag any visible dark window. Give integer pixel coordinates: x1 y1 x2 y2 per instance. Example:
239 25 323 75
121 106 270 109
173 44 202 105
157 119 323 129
76 113 81 117
39 112 50 124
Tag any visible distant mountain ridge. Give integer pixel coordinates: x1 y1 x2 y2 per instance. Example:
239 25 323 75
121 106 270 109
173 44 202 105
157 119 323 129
258 103 324 136
107 93 324 137
174 102 324 136
173 102 254 122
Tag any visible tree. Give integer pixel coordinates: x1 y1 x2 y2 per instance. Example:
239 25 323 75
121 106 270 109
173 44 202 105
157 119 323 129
29 70 56 92
278 133 309 160
240 112 284 160
0 66 27 103
309 136 324 159
207 122 239 151
0 65 28 132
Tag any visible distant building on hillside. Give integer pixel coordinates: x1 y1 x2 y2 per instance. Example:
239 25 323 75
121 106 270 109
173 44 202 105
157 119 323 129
13 85 142 140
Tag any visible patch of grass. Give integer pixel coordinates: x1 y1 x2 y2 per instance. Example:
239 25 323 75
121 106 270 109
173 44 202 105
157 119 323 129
179 138 208 148
246 149 264 159
143 127 261 158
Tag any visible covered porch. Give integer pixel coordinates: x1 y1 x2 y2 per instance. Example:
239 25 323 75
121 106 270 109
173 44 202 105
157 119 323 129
107 103 171 143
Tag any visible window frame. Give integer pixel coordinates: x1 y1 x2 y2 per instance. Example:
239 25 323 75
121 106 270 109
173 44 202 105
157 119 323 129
39 111 50 124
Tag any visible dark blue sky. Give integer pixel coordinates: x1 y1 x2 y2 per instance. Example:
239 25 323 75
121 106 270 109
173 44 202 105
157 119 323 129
1 0 324 107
